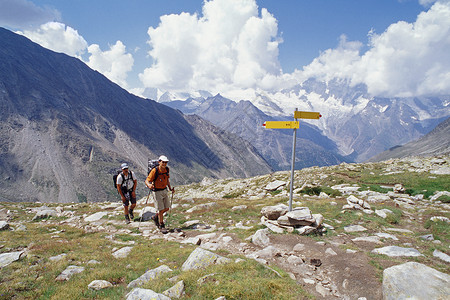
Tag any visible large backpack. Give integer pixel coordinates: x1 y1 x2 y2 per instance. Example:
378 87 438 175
113 170 122 191
113 170 134 192
148 159 169 183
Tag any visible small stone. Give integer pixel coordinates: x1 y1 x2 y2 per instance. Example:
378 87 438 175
344 225 367 232
88 280 113 290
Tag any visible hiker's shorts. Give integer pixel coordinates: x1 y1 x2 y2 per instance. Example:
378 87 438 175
153 188 169 211
122 190 136 207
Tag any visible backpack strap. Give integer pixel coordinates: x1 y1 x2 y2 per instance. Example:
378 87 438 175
154 166 169 182
120 171 134 191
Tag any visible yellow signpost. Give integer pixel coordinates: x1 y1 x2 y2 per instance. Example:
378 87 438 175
263 109 322 211
294 111 321 119
263 121 299 129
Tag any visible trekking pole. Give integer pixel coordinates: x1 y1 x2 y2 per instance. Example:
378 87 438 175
138 189 152 229
166 188 174 231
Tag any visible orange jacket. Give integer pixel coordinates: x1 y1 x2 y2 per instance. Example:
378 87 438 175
146 166 170 190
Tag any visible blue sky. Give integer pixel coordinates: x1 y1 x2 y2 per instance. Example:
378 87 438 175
1 0 449 100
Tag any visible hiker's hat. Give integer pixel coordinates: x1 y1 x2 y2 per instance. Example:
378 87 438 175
121 163 129 169
159 155 169 162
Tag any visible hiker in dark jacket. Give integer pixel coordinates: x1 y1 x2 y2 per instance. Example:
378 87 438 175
117 163 137 224
145 155 174 230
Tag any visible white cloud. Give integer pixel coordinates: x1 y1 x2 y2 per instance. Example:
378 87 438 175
299 1 450 97
86 41 134 89
0 0 60 28
139 0 282 94
17 22 87 57
17 21 134 90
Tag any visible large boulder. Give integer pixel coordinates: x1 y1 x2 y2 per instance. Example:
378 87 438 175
264 180 286 191
0 251 24 268
127 265 173 288
126 288 170 300
277 207 315 226
261 204 288 220
251 228 271 248
181 247 231 271
383 262 450 300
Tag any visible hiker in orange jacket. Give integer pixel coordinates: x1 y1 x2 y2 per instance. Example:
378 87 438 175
145 155 174 230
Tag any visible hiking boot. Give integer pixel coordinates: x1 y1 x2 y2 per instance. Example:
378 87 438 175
151 214 159 227
125 215 131 224
129 209 134 220
159 222 165 229
160 227 168 234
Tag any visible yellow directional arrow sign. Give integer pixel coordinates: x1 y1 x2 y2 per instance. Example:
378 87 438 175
263 121 299 129
294 111 322 119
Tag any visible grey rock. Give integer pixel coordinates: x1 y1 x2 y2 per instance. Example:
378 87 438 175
88 280 113 290
393 184 405 193
419 234 434 241
433 249 450 263
231 205 247 211
112 246 133 259
261 204 288 220
430 191 450 201
296 226 316 235
127 265 173 288
264 180 286 191
32 208 58 220
293 243 305 252
182 220 201 228
0 208 11 221
49 253 67 261
374 233 398 241
263 220 285 233
163 280 185 298
315 282 331 297
344 225 367 232
0 221 9 230
331 184 360 194
278 207 315 226
385 228 413 234
186 202 217 213
0 250 24 268
325 248 337 256
180 236 201 245
372 246 423 257
255 246 281 259
126 288 170 300
84 212 108 222
286 255 304 265
430 216 450 223
347 195 371 209
181 247 231 271
252 228 271 247
375 209 393 219
367 194 391 203
55 265 85 281
352 236 382 244
383 262 450 300
139 206 158 222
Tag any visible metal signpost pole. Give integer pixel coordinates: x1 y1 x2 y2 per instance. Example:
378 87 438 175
289 108 298 212
263 110 320 212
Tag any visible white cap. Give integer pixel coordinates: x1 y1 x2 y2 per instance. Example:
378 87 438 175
121 163 129 169
159 155 169 162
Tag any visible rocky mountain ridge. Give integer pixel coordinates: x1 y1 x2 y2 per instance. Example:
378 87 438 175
0 27 271 203
157 78 450 163
165 94 348 170
370 117 450 162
